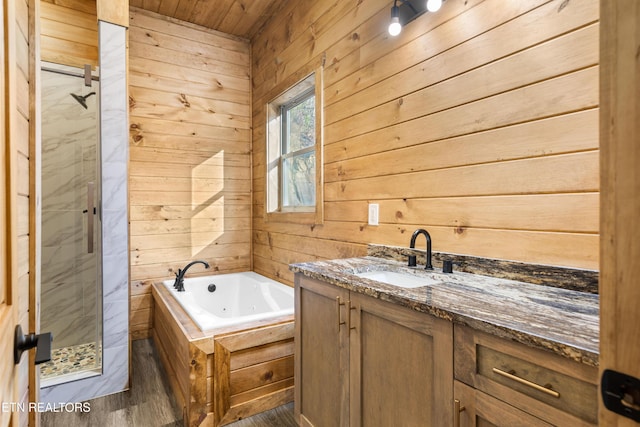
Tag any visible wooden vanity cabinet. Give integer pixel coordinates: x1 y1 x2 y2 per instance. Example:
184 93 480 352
454 325 598 427
295 274 453 427
295 273 597 427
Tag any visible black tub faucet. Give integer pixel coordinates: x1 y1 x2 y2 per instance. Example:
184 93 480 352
174 260 210 292
408 228 433 270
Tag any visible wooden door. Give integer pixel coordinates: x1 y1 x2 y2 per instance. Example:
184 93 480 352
1 0 23 425
349 292 453 427
295 275 350 427
599 1 640 426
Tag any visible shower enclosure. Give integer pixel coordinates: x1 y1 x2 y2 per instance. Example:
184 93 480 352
39 62 102 386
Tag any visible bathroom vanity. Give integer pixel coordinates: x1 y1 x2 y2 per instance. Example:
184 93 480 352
291 247 599 427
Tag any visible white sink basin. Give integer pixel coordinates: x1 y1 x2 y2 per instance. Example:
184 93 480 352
355 270 441 288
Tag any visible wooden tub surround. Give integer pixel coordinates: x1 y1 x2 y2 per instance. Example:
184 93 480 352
151 282 294 427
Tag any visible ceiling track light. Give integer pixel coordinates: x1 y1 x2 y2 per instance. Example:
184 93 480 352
388 1 402 36
426 0 443 12
388 0 445 36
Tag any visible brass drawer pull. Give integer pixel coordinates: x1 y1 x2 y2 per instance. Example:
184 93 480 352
336 297 346 332
349 302 356 330
454 399 466 427
492 367 560 398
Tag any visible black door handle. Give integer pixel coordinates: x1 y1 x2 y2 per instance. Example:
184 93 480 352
14 325 53 365
602 369 640 422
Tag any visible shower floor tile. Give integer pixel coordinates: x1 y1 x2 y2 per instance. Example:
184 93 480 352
40 342 100 379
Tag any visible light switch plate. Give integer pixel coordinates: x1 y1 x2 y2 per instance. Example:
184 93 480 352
368 203 379 226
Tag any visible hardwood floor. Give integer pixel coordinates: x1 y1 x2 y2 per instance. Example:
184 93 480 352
41 339 297 427
225 403 296 427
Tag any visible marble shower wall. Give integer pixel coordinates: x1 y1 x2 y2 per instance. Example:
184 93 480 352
40 68 100 349
41 21 130 403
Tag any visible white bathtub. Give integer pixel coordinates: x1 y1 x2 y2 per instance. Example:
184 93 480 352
162 271 294 331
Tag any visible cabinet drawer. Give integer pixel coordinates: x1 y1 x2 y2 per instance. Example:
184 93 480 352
454 325 598 426
455 380 553 427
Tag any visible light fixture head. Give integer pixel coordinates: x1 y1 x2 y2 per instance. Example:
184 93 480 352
388 4 402 36
426 0 443 12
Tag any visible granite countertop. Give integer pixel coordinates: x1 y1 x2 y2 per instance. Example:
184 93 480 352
289 256 599 367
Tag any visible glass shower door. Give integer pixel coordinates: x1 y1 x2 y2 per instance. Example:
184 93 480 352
39 63 102 386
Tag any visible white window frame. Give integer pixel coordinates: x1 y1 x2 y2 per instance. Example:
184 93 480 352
266 70 323 224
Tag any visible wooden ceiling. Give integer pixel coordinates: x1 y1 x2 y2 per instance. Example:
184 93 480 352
128 0 288 40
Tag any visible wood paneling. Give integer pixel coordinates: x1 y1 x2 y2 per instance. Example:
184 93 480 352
599 1 640 425
2 0 31 425
16 0 31 422
40 0 97 69
96 0 127 27
1 3 11 424
251 0 600 281
129 0 288 41
129 7 251 338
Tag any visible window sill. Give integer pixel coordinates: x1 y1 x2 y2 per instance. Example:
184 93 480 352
265 210 323 225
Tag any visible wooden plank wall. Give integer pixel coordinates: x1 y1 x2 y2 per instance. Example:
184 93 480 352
40 0 98 69
128 8 252 339
16 0 31 424
251 0 600 285
4 0 33 425
96 0 128 27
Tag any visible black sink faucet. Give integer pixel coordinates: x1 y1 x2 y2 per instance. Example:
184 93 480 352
408 228 433 270
173 260 210 292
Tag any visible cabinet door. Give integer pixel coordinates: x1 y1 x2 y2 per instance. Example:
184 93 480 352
454 381 553 427
350 292 453 427
295 275 350 427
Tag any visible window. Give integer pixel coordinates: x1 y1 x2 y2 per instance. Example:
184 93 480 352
266 71 323 223
280 88 316 208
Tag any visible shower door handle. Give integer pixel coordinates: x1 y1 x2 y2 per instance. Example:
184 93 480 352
87 181 94 254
